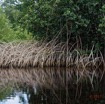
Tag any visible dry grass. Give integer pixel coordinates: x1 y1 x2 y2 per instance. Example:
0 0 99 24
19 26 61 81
0 40 104 69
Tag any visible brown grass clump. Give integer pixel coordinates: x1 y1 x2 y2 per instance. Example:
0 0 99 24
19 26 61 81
0 40 103 69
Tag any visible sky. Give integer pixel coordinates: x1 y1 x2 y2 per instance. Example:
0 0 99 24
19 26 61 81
0 0 3 4
0 0 4 3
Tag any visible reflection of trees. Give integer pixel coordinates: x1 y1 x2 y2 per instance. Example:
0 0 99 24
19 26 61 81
0 68 105 104
0 81 105 104
0 86 13 101
27 82 105 104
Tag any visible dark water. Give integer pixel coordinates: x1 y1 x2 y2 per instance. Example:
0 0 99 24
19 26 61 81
0 68 105 104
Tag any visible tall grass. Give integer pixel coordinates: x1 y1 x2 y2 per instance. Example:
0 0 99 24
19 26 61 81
0 39 104 69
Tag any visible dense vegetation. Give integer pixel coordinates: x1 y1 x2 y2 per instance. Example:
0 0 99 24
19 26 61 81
0 0 105 51
0 1 105 104
0 7 32 42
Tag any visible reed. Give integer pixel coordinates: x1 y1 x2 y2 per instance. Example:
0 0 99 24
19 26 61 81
0 40 104 69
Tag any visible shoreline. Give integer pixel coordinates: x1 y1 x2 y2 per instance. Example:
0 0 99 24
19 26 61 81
0 41 104 69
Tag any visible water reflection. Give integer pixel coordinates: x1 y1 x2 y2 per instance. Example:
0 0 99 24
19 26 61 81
0 92 28 104
0 68 105 104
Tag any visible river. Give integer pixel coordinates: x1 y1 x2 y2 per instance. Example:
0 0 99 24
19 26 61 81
0 68 105 104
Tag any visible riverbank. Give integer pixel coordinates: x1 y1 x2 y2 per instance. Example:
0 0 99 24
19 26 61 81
0 41 104 69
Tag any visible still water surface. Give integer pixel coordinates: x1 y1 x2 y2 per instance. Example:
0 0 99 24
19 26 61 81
0 68 105 104
0 92 28 104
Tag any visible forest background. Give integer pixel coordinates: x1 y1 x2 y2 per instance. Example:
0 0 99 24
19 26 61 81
0 0 105 54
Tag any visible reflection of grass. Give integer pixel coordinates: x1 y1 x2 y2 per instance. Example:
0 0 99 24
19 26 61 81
0 68 103 90
0 68 104 104
0 39 103 68
0 85 13 100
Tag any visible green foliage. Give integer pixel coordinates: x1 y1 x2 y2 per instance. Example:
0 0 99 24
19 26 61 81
0 8 13 39
1 0 105 50
0 86 12 100
0 7 32 42
99 4 105 36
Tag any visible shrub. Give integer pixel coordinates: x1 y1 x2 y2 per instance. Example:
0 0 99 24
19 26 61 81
0 7 32 42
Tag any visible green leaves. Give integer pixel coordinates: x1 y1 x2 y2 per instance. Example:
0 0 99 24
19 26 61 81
0 7 32 42
98 4 105 35
1 0 105 50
